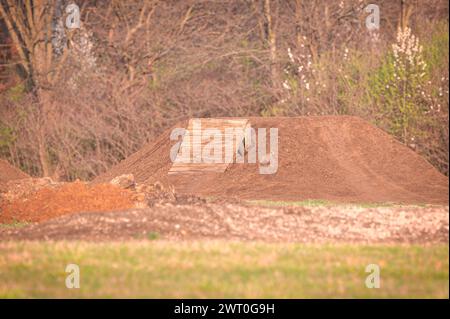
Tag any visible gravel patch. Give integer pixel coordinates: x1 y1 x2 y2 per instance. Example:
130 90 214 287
0 203 448 243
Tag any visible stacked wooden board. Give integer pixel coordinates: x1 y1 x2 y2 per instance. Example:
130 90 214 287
168 118 250 174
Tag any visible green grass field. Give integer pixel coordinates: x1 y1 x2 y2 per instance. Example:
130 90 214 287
0 241 448 298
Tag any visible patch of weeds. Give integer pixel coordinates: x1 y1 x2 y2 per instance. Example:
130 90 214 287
133 231 160 240
0 220 30 229
6 83 25 102
146 232 160 240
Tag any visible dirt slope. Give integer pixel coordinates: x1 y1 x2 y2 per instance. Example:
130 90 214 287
94 116 449 205
0 159 29 183
0 159 29 193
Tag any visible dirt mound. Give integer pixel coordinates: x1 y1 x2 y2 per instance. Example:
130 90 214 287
1 204 448 243
94 116 449 205
0 181 136 223
0 175 206 223
1 177 59 202
0 160 29 192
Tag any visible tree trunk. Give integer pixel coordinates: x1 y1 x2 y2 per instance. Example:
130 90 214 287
264 0 278 89
36 88 53 177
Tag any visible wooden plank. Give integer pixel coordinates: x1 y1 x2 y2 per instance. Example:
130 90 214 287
169 118 250 174
168 163 229 174
187 119 248 128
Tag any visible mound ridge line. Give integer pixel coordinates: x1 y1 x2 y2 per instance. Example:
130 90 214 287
94 116 449 205
0 159 29 184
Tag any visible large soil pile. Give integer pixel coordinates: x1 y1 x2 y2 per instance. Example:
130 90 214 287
0 159 30 193
0 159 29 183
94 116 449 205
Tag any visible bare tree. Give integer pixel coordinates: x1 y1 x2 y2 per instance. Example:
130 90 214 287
0 0 70 176
0 1 71 102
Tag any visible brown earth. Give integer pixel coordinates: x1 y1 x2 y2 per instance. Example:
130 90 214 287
0 203 448 243
0 181 136 223
94 116 449 205
0 159 29 182
0 159 29 192
0 176 206 223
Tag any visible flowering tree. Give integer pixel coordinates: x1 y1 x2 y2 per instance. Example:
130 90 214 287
370 26 428 144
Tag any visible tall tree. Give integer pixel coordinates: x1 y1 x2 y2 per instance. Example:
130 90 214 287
0 0 69 176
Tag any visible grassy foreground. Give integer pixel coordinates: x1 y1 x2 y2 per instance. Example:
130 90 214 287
0 241 448 298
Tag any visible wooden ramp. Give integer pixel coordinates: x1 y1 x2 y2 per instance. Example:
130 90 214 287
169 118 250 174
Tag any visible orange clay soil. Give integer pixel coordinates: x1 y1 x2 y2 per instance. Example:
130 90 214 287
94 116 449 205
0 181 135 223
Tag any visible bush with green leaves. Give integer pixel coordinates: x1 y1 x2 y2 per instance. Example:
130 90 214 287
368 27 428 144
